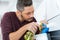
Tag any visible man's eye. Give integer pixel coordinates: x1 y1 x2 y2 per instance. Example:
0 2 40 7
27 12 31 15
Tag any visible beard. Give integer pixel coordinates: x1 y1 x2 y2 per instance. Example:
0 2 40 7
21 15 34 22
26 17 34 22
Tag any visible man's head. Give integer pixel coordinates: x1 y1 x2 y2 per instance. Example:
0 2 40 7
16 0 34 22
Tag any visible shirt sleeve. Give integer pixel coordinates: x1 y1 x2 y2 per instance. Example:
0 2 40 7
1 13 13 40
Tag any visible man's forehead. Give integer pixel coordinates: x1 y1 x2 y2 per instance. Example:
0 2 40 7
24 5 34 11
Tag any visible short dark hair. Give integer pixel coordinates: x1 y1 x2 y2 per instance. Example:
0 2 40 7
16 0 33 11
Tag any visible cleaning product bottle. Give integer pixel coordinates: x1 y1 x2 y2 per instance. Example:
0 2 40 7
24 30 34 40
24 22 43 40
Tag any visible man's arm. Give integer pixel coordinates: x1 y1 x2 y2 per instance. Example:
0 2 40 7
1 13 28 40
9 22 40 40
9 25 27 40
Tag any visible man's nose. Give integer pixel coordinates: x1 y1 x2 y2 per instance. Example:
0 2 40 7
30 14 34 18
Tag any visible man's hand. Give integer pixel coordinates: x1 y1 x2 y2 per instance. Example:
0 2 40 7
24 22 40 34
40 19 48 24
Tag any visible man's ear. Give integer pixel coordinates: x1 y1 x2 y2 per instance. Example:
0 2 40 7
18 10 22 14
17 10 22 14
16 10 22 17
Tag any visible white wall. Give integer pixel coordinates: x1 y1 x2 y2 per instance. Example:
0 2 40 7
0 0 17 21
33 0 60 22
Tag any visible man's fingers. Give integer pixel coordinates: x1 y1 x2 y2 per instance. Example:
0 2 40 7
33 22 42 31
32 25 37 30
34 22 40 28
40 20 48 24
32 27 36 34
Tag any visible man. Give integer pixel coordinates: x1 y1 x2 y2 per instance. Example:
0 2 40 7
1 0 47 40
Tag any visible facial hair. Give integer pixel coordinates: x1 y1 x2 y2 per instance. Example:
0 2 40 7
21 15 34 22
